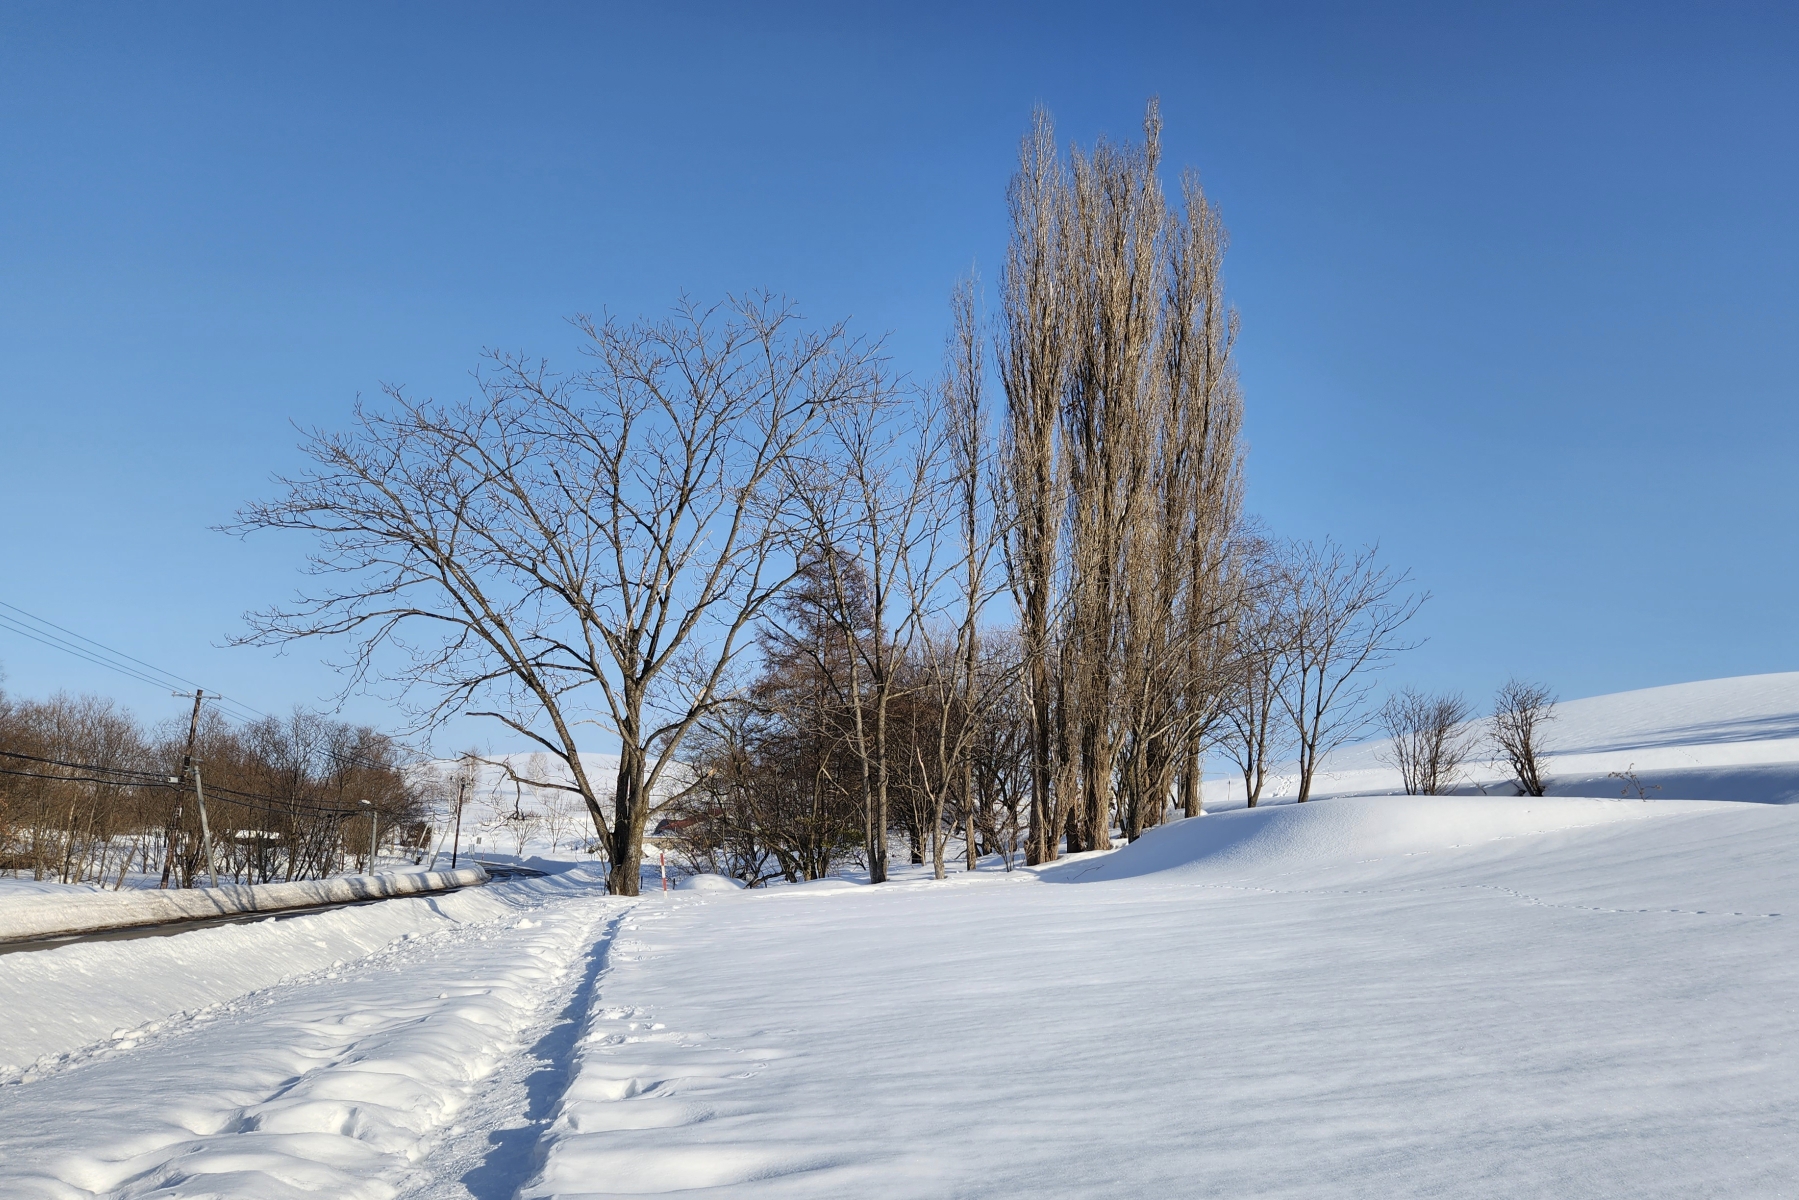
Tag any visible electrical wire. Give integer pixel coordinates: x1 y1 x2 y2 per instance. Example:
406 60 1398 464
0 598 428 777
0 747 171 781
0 613 180 694
0 749 370 819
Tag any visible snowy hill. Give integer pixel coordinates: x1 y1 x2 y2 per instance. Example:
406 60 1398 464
1206 670 1799 807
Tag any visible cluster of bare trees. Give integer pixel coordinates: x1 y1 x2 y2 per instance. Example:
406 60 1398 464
656 102 1272 881
1216 540 1424 808
1378 678 1557 797
239 101 1424 891
0 684 428 886
662 565 1034 885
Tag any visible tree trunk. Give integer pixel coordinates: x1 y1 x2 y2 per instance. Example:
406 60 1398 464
1182 746 1203 818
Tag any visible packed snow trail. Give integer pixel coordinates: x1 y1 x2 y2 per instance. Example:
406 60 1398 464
0 872 629 1199
523 798 1799 1199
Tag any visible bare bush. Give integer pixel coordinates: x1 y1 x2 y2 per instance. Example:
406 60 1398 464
1379 688 1474 795
1493 680 1555 796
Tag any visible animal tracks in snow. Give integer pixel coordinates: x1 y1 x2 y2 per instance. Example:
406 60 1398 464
521 901 847 1198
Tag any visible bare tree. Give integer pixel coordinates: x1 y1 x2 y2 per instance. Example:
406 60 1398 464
998 107 1074 866
530 753 581 852
908 275 1012 879
791 367 949 884
1379 688 1474 795
1218 549 1290 808
1493 679 1555 796
1275 541 1425 802
1164 170 1246 822
233 296 877 895
1059 101 1167 854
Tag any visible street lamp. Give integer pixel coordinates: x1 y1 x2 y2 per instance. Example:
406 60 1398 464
358 799 378 875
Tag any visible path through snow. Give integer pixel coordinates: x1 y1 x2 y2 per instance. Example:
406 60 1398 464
0 873 630 1199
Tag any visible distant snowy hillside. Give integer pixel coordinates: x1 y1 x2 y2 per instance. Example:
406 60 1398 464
1207 671 1799 808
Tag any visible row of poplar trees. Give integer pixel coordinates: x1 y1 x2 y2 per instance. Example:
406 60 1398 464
665 100 1248 882
1001 102 1244 863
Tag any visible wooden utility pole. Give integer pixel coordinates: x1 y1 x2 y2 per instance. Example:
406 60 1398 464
159 689 204 888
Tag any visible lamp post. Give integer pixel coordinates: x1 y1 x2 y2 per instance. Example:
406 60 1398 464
359 799 378 874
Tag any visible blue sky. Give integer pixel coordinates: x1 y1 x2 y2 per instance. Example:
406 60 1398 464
2 1 1795 751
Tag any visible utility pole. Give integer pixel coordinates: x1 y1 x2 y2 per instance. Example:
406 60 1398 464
160 689 204 888
450 773 466 870
191 763 220 888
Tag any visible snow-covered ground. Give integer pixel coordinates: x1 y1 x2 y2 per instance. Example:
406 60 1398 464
1211 670 1799 807
0 867 488 943
3 673 1798 1197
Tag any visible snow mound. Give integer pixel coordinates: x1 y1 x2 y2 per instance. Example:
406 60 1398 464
676 873 745 892
1042 795 1711 883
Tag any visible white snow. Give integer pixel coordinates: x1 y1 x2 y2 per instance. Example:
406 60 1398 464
525 795 1797 1198
0 867 489 943
676 873 746 892
1226 670 1799 806
2 672 1797 1198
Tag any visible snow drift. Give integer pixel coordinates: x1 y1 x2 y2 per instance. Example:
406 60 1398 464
1041 795 1713 883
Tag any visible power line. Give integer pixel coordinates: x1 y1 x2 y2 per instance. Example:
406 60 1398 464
0 600 267 726
0 747 170 782
0 599 422 776
0 748 372 820
0 613 179 694
0 600 207 691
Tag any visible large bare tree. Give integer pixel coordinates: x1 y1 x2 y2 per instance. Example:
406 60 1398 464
233 295 877 894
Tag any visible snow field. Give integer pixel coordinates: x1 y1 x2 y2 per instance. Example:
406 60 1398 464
7 673 1799 1197
521 796 1799 1198
1217 670 1799 807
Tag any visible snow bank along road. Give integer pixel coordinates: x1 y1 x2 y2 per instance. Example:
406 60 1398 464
0 866 492 949
4 795 1798 1198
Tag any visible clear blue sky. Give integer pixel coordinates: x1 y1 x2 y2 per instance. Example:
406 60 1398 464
2 1 1795 751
